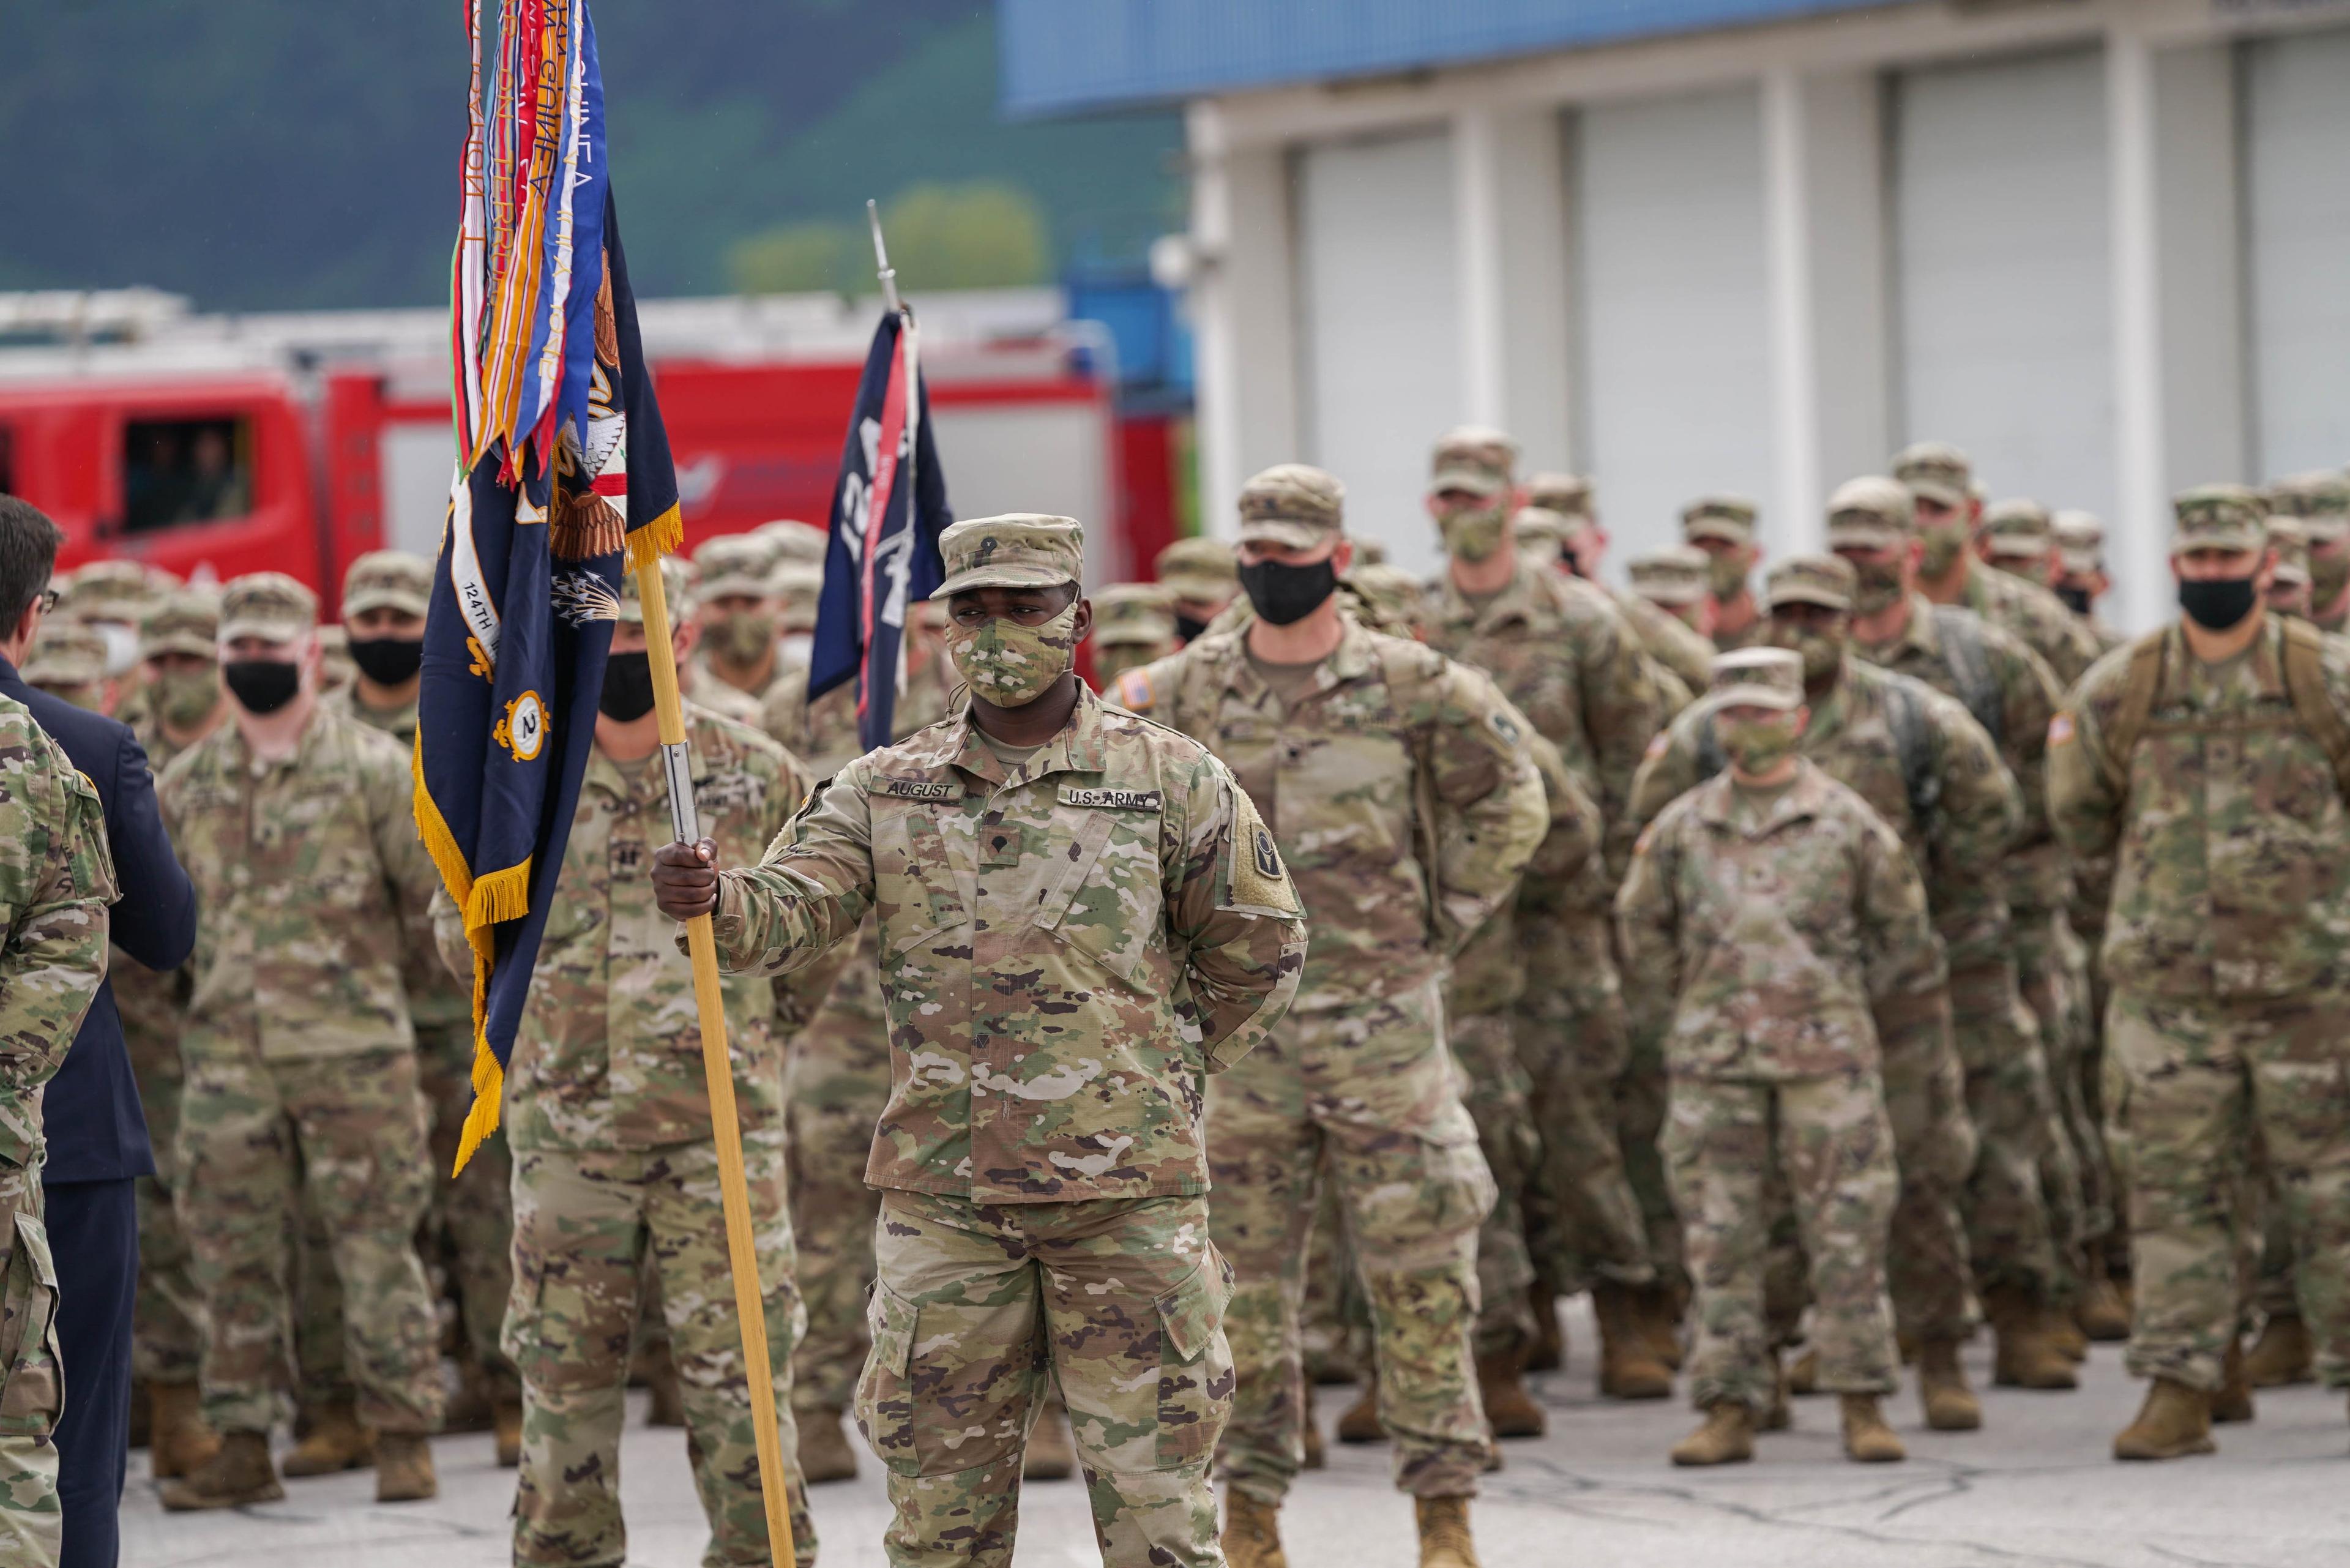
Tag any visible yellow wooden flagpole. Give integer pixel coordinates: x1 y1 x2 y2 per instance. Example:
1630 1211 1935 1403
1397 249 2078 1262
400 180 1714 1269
632 557 798 1568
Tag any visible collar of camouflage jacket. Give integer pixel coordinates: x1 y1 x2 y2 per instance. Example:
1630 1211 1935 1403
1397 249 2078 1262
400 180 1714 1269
1693 756 1833 836
1433 559 1551 635
928 682 1111 787
1199 610 1381 709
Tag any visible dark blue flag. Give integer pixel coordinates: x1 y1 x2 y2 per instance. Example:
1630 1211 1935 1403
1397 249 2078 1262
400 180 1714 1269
808 309 952 751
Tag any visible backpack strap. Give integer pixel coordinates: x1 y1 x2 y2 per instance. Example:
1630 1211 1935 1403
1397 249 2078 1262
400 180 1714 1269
1930 606 2003 748
2101 631 2168 798
1882 677 1943 834
1693 712 1725 782
2279 616 2350 802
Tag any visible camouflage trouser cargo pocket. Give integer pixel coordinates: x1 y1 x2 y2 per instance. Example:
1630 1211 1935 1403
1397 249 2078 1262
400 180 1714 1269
0 1212 64 1439
1140 1252 1235 1471
852 1278 926 1475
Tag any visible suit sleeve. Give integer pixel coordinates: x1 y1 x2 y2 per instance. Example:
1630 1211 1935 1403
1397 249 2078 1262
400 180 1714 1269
100 725 195 973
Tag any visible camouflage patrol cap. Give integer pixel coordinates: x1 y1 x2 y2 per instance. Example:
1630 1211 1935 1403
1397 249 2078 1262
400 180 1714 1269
1236 464 1345 550
2265 472 2350 543
1428 425 1518 498
693 533 781 600
1092 583 1177 647
1680 495 1759 547
340 550 431 618
218 572 319 644
2267 515 2310 588
24 622 108 687
62 559 166 625
1980 499 2053 561
1512 506 1572 567
1825 476 1915 550
2053 510 2106 575
2171 485 2268 554
1524 472 1592 519
769 564 823 632
753 518 830 566
617 555 695 626
1764 553 1857 613
1627 546 1710 607
1155 536 1237 603
140 589 220 660
937 514 1083 595
1890 441 1972 508
1709 646 1805 712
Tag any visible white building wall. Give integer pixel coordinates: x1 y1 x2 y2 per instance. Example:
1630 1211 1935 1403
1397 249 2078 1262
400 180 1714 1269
1572 85 1775 573
1892 47 2114 518
2243 24 2350 480
1294 129 1462 574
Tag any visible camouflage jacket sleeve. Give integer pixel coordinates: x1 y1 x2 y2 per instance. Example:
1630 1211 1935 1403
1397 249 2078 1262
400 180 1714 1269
1991 633 2068 917
1167 758 1307 1072
363 733 445 987
1917 685 2023 972
1575 594 1671 880
1519 731 1600 903
2045 660 2125 866
1422 660 1551 955
0 735 117 1168
1626 707 1707 840
706 769 877 977
1613 815 1682 1042
1859 810 1945 1012
429 887 473 987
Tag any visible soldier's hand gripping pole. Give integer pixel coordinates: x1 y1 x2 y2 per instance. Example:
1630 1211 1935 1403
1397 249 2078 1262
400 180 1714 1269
633 558 799 1568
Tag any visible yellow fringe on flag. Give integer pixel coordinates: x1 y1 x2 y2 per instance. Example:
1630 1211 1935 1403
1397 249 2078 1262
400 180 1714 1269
463 857 533 929
626 501 683 577
411 736 476 914
452 925 502 1174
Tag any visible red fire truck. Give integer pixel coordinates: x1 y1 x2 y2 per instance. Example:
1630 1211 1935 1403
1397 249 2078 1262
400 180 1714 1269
0 288 1184 612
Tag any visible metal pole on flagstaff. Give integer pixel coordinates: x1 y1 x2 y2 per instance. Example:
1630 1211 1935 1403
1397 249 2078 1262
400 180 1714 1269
867 197 901 315
635 562 799 1568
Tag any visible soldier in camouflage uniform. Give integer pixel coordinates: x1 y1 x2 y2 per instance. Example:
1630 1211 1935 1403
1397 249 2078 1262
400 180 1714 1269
1897 445 2101 691
758 609 960 1487
1542 502 1716 709
2266 471 2350 638
56 558 166 696
2266 517 2313 622
1629 556 2005 1431
435 558 819 1566
1091 582 1182 687
692 532 793 706
2051 486 2350 1459
1619 648 1931 1468
1157 536 1241 644
1828 477 2083 1389
1422 438 1679 1402
0 690 118 1565
2053 513 2129 656
1628 547 1716 635
280 551 523 1472
657 513 1308 1568
755 516 829 567
1980 499 2062 592
1118 467 1541 1568
21 623 113 712
155 572 447 1509
1679 497 1767 653
113 592 226 1480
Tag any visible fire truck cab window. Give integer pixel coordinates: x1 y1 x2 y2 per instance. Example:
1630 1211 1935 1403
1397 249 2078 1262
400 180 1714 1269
124 416 251 533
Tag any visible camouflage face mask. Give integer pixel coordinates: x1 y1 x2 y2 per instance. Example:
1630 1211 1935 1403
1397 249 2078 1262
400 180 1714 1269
1438 500 1510 564
1716 712 1801 775
2311 542 2350 608
706 610 777 665
1918 518 1971 579
1848 556 1906 617
155 668 221 730
946 602 1080 707
1765 619 1844 682
1706 550 1749 601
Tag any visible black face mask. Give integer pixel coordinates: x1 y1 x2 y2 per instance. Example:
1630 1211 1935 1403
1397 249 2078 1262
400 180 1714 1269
1173 612 1210 644
222 659 301 715
348 636 423 686
1237 558 1337 627
2178 575 2258 632
2056 585 2093 616
599 650 656 721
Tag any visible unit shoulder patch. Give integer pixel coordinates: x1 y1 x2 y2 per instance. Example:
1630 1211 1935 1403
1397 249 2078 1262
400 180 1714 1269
1226 786 1299 915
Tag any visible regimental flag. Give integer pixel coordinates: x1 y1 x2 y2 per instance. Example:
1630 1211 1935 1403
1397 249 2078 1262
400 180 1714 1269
417 0 681 1171
808 309 953 752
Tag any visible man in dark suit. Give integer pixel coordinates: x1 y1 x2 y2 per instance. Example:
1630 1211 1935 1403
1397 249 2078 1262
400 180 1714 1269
0 497 196 1568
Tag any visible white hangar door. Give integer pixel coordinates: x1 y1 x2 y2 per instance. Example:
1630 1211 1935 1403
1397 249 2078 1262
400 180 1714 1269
2244 25 2350 479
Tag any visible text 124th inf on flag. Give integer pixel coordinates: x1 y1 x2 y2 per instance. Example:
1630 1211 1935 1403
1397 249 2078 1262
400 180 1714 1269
415 0 681 1171
807 306 953 752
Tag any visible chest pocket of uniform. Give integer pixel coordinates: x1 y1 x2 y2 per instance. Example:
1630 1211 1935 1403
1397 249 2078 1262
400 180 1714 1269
869 798 970 958
1036 794 1165 986
278 785 372 909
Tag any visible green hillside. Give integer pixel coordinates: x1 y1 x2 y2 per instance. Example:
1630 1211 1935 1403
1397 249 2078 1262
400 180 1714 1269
0 1 1181 308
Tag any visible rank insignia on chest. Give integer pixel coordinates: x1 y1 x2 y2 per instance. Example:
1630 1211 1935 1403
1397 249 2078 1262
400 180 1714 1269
870 777 961 801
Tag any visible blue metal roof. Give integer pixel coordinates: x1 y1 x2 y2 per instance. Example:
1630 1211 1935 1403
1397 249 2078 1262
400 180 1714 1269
999 0 1914 117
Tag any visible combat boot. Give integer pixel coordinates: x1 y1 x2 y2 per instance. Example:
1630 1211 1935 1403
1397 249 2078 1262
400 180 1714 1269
1414 1495 1481 1568
1759 1354 1792 1432
1024 1395 1076 1480
1840 1395 1906 1463
1525 1285 1564 1373
1476 1347 1547 1439
147 1381 222 1480
1593 1282 1672 1400
2077 1265 2132 1343
159 1430 285 1510
2113 1378 2214 1460
1915 1338 1982 1432
1223 1490 1287 1568
1337 1371 1386 1443
2048 1304 2089 1364
1637 1284 1685 1370
2212 1340 2255 1425
798 1405 860 1484
1670 1402 1755 1466
1986 1287 2077 1390
375 1433 438 1502
1787 1348 1820 1395
2244 1312 2315 1387
493 1398 523 1469
280 1398 373 1476
1300 1384 1325 1470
